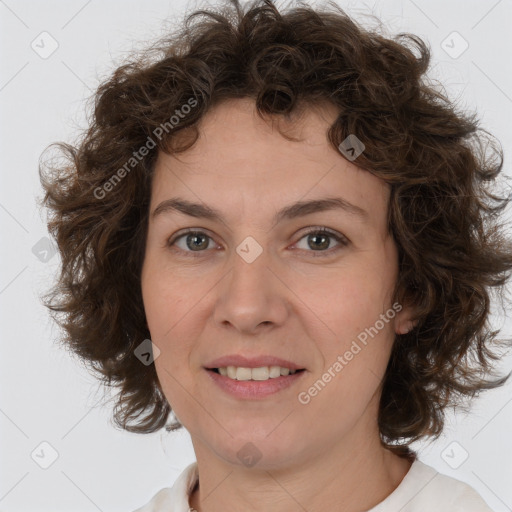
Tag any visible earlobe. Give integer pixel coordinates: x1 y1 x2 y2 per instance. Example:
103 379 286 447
395 319 418 335
394 304 419 335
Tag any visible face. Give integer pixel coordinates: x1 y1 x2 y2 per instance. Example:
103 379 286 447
141 98 415 469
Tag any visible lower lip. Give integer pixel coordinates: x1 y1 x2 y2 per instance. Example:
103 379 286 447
204 369 306 399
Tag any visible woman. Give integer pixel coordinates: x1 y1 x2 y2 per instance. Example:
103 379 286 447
39 0 512 510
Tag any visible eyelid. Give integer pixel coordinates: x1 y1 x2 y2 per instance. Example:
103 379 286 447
297 226 349 244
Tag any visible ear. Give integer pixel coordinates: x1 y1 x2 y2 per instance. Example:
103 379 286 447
394 302 419 335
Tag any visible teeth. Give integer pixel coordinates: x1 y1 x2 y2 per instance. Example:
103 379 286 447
217 365 299 381
269 366 281 378
236 367 253 380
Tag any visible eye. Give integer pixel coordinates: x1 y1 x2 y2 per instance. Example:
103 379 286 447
167 230 217 257
293 227 348 257
166 226 349 258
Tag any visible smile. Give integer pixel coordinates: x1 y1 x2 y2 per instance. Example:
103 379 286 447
213 365 303 381
205 367 306 399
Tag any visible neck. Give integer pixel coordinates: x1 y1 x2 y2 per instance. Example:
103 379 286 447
188 426 413 512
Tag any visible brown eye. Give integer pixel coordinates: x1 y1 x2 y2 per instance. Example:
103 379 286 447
306 232 330 250
294 228 348 257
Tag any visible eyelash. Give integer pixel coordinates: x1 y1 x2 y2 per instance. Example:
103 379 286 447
166 226 349 258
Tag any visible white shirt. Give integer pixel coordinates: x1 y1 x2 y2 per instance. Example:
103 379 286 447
132 458 494 512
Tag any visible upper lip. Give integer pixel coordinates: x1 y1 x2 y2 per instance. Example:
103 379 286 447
205 355 305 370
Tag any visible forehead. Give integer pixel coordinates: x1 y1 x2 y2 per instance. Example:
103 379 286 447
150 98 390 230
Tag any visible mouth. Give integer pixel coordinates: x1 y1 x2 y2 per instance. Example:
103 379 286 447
204 365 307 399
206 366 306 381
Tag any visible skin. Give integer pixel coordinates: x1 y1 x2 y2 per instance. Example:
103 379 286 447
141 97 418 512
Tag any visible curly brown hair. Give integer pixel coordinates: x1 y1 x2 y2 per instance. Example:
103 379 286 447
38 0 512 455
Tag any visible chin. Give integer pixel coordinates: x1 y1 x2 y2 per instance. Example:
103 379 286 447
206 425 304 470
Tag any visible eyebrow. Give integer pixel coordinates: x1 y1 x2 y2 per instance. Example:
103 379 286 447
151 196 369 225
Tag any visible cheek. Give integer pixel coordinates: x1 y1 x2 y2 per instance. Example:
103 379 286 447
141 264 209 376
300 260 397 399
141 277 172 337
141 266 187 375
300 261 396 337
141 254 193 337
303 316 395 430
142 274 198 413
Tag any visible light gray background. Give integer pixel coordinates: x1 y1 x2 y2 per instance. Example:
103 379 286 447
1 0 511 511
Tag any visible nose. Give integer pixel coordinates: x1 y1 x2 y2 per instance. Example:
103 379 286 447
212 243 290 334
